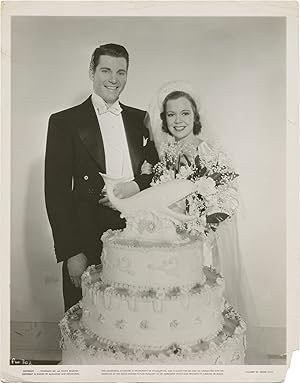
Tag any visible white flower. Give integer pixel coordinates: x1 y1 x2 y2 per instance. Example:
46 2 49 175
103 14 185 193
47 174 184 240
133 346 146 361
115 319 126 329
178 165 193 178
160 169 175 183
78 342 87 351
195 177 216 197
170 319 179 328
181 345 192 354
140 320 150 329
87 345 97 356
205 194 218 209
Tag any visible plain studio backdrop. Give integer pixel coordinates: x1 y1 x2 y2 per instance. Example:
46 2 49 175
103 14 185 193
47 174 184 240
10 16 285 354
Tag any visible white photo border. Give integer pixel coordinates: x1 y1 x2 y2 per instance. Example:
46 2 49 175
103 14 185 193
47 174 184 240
1 1 299 382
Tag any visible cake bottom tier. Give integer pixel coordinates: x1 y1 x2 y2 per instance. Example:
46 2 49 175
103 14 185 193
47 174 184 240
60 303 246 365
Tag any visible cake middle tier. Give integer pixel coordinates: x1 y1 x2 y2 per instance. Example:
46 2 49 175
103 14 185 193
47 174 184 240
100 230 206 288
81 267 225 349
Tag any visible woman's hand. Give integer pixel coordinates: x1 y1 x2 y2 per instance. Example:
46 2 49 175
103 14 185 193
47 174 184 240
113 181 140 199
141 160 153 175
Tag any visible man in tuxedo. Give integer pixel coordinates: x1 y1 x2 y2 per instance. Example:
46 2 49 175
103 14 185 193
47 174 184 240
45 43 158 311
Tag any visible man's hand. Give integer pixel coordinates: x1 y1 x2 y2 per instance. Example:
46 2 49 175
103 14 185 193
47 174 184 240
67 252 88 288
113 181 140 199
98 189 117 210
98 195 115 209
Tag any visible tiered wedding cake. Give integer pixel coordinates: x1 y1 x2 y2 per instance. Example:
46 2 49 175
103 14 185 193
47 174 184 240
59 179 246 364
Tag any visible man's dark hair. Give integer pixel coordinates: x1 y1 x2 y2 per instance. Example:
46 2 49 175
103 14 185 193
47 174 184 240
160 91 202 135
89 43 129 73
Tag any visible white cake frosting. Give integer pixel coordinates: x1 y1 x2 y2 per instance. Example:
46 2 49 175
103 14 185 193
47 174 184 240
59 178 246 364
81 266 224 349
100 230 206 288
60 297 246 365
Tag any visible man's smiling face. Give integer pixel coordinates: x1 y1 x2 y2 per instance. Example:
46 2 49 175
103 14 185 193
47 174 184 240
90 55 128 105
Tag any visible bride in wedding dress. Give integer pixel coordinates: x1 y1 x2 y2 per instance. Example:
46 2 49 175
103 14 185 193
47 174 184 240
145 81 258 346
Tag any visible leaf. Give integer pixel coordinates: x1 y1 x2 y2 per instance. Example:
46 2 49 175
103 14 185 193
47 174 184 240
206 212 229 224
182 154 191 167
193 166 207 178
195 154 201 167
209 173 223 184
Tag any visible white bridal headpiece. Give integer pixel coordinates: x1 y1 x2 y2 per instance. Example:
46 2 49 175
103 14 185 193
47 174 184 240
147 80 201 156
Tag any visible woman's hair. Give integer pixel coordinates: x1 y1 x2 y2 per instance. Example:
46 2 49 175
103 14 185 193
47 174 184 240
89 43 129 73
160 91 202 135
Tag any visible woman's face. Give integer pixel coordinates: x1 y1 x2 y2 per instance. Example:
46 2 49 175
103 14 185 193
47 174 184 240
165 97 194 141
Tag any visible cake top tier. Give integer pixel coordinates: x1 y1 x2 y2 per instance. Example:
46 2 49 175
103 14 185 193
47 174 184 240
100 230 206 289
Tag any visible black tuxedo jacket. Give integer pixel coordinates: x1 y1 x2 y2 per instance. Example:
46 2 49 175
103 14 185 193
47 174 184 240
45 96 158 263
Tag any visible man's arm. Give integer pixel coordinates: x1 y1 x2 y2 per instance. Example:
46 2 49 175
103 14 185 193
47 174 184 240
44 114 83 262
45 114 89 286
133 112 159 191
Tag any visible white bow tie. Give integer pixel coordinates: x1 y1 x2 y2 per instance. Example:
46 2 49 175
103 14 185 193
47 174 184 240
97 103 122 116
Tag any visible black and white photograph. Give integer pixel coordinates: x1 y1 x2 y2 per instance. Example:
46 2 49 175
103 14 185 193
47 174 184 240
1 1 299 382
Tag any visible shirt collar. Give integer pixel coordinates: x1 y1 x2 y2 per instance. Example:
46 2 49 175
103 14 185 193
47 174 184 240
91 92 123 116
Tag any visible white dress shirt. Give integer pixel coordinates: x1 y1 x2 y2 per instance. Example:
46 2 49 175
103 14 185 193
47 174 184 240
91 93 134 181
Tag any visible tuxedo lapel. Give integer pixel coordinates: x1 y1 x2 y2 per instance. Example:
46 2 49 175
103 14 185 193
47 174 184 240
121 106 141 175
77 96 106 172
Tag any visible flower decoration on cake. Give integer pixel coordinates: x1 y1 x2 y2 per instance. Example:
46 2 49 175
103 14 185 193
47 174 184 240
93 281 101 290
231 351 241 362
194 316 203 325
106 344 117 354
74 333 86 348
140 320 150 329
170 286 181 296
133 346 146 361
168 343 182 355
115 319 126 329
87 345 97 356
78 342 87 351
139 218 156 233
180 344 192 355
151 141 239 237
70 311 81 321
170 319 179 328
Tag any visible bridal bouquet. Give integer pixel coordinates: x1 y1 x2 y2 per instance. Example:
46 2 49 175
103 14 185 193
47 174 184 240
151 141 239 237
